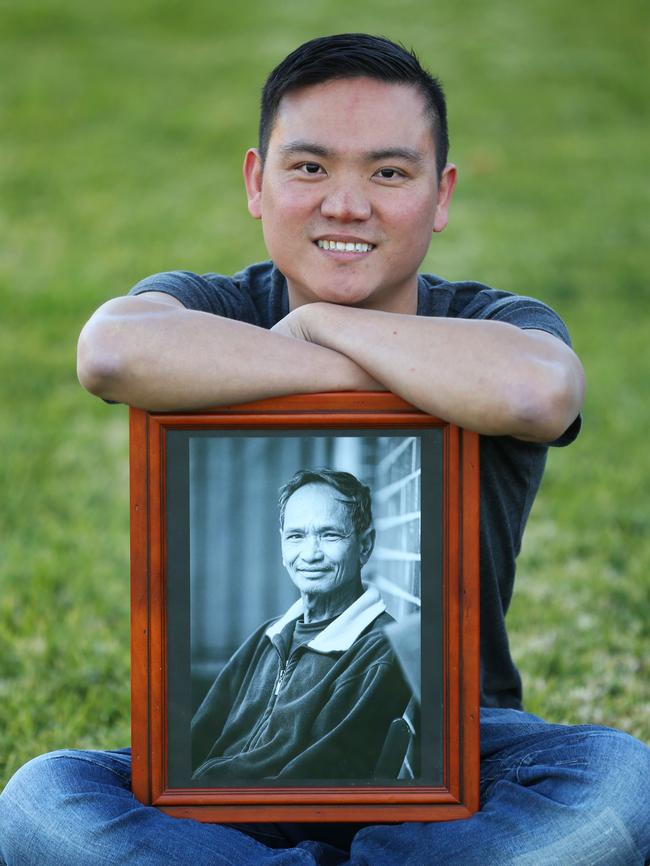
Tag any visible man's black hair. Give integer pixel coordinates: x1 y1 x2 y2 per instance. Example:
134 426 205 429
278 468 373 536
259 33 449 179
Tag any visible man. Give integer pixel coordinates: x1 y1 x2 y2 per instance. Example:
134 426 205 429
191 469 411 782
1 32 648 866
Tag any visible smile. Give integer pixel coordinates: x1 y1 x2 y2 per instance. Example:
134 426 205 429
316 239 374 253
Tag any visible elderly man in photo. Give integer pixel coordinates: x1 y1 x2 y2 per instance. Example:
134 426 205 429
191 468 411 781
1 30 649 866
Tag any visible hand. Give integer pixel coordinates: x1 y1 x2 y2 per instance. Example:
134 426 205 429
271 303 385 393
270 305 318 342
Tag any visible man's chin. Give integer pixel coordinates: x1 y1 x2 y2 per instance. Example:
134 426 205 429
289 278 381 309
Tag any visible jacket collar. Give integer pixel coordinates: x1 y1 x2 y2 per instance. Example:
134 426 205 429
265 586 386 653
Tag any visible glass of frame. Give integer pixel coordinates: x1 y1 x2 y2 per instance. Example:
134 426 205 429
130 393 479 823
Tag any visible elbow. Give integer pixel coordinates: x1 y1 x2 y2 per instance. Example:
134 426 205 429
77 319 125 400
511 360 585 443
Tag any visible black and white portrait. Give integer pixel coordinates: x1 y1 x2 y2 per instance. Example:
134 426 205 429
165 430 443 788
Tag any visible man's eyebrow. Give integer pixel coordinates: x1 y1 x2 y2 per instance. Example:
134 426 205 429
282 523 348 533
279 141 333 158
366 147 424 164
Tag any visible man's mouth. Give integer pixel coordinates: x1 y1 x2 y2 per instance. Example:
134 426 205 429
315 239 375 253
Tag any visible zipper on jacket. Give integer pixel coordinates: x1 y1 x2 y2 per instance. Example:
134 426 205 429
240 645 291 751
274 667 286 696
242 636 305 751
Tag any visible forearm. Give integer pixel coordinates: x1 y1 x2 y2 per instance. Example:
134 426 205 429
77 296 380 410
298 303 584 440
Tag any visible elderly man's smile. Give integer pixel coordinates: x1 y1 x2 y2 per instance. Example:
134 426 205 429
297 567 332 577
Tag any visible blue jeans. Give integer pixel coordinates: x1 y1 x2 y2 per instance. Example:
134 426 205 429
1 710 648 866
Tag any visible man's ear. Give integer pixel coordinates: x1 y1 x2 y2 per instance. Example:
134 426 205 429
432 163 457 234
243 148 263 220
359 527 376 567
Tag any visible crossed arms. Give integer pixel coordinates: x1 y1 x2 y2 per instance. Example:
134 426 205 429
77 290 584 442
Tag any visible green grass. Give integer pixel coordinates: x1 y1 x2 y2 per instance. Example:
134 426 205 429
1 0 648 785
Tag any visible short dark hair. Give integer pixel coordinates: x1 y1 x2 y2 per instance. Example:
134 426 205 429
278 468 373 536
259 33 449 178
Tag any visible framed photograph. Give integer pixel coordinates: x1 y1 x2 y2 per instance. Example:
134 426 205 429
130 392 479 822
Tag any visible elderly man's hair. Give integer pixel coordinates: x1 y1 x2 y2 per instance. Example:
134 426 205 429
278 469 373 536
259 33 449 179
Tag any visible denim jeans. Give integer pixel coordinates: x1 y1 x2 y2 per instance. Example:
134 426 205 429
1 709 648 866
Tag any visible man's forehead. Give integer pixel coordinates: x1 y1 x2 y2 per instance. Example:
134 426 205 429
283 484 354 523
269 77 434 157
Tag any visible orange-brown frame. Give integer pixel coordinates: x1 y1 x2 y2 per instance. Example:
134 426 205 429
130 392 480 823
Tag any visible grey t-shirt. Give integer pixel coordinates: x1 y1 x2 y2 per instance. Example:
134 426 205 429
130 262 580 709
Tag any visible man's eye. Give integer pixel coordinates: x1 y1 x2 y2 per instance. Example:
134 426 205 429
299 163 323 174
375 167 403 180
322 532 342 540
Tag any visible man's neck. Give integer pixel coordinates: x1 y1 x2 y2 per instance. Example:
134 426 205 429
301 580 364 624
286 279 419 316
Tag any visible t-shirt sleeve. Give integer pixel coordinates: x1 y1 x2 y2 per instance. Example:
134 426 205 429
128 270 228 314
466 291 572 345
462 290 581 446
128 269 263 324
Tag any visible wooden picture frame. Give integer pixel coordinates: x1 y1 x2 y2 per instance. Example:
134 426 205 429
130 392 480 823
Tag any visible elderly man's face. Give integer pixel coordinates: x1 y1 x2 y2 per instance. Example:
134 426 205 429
281 483 373 598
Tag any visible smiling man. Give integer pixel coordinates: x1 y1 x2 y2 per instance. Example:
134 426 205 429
280 475 373 613
243 76 453 314
191 469 410 782
2 31 649 866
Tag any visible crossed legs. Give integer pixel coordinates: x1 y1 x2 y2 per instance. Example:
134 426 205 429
1 711 648 866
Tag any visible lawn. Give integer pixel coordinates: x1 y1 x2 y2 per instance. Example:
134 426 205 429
1 0 648 785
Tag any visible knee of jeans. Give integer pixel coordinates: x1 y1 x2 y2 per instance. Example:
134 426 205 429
2 751 71 806
0 751 86 854
579 728 650 801
575 728 650 855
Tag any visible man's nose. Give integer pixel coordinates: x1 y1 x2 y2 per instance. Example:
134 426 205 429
320 181 371 222
301 533 324 561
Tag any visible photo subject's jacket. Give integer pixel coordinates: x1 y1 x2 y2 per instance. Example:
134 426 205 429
191 586 411 781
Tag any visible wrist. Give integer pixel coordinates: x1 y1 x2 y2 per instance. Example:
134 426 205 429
299 301 341 345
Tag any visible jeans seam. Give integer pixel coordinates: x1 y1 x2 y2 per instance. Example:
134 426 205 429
47 752 132 783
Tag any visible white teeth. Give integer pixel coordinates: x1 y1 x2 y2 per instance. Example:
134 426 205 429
317 240 373 252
